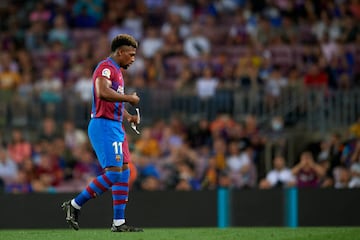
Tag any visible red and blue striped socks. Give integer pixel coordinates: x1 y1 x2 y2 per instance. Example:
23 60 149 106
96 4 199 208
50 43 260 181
72 171 122 208
112 169 130 225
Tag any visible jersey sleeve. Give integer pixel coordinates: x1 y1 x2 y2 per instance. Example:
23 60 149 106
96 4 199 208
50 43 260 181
94 63 116 82
94 62 124 94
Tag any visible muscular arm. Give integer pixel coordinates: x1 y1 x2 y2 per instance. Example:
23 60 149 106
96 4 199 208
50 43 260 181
95 77 139 105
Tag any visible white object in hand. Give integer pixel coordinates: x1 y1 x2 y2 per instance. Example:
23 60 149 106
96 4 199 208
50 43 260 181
131 108 140 134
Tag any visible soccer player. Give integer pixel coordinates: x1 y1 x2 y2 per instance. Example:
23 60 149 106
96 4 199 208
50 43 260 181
61 34 143 232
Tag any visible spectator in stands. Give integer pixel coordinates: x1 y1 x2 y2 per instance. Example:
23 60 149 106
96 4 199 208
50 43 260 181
139 176 161 191
73 0 104 26
143 52 164 87
5 168 33 194
341 14 359 43
210 137 227 173
34 68 63 104
168 0 193 23
161 12 190 40
133 153 161 191
48 15 71 48
73 6 98 28
349 152 360 188
333 166 351 188
38 117 60 142
320 33 340 64
286 66 304 92
141 27 163 59
226 140 255 189
7 129 32 165
0 51 19 73
123 9 144 40
327 133 344 170
34 152 64 192
70 40 93 67
135 127 161 158
304 63 328 90
0 146 18 184
29 2 51 24
233 58 260 90
174 67 195 94
16 49 33 74
300 44 320 67
175 160 201 190
188 118 212 148
183 22 210 58
340 138 359 168
201 155 219 190
195 66 219 99
316 140 335 188
63 119 87 150
159 126 184 157
264 65 288 109
0 54 21 94
312 10 341 43
227 11 250 45
16 72 34 101
73 65 93 121
160 28 183 59
210 113 236 141
259 155 295 189
251 16 274 46
71 148 102 188
50 136 73 180
25 21 48 51
292 151 325 188
349 118 360 138
279 15 298 44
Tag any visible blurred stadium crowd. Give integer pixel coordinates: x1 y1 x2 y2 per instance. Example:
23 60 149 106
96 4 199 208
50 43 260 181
1 0 360 193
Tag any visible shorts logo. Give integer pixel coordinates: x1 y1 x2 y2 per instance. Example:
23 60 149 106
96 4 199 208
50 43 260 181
102 68 111 79
116 155 121 161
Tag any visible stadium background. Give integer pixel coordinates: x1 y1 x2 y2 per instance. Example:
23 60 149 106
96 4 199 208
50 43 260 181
0 0 360 228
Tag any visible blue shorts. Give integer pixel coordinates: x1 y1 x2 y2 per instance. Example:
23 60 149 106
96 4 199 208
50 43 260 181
88 118 125 168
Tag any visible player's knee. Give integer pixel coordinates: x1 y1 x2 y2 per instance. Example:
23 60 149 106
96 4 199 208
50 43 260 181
105 171 122 183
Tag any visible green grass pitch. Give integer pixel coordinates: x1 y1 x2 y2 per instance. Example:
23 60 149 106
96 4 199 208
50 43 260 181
1 227 360 240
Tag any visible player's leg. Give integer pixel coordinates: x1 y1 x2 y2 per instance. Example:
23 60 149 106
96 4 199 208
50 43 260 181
61 170 121 230
111 136 143 232
62 119 124 230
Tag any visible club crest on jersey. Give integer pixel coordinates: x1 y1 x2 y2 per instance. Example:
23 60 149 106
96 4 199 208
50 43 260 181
115 155 121 161
102 68 111 79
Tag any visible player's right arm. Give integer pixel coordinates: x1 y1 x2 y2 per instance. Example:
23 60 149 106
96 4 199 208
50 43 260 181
95 76 139 106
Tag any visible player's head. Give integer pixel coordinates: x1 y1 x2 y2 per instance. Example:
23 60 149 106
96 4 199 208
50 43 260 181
111 34 138 69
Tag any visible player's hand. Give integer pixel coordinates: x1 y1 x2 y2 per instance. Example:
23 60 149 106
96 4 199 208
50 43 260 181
128 92 140 106
127 114 140 124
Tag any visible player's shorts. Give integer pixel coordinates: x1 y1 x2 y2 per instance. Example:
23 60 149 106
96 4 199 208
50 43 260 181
88 118 125 168
122 135 130 164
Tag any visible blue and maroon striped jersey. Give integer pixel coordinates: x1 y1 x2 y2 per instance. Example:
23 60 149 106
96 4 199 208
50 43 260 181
91 57 125 122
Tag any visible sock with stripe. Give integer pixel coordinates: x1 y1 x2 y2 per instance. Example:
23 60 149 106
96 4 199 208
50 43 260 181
112 169 130 225
72 171 121 208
